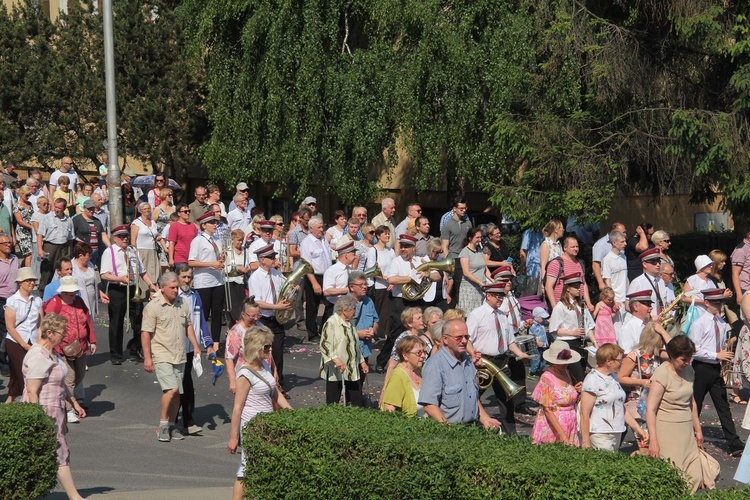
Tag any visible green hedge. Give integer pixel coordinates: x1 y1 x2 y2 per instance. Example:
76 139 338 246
0 403 58 500
703 488 750 498
242 406 689 499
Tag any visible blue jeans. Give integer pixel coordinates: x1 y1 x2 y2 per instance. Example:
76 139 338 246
529 346 547 374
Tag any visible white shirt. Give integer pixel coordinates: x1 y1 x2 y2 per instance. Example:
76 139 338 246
582 369 627 434
393 217 412 237
628 273 668 318
386 255 424 299
466 302 514 357
247 238 280 264
617 315 646 354
601 250 628 303
224 246 250 284
323 261 351 304
29 190 42 212
132 218 158 250
689 311 727 364
686 274 714 305
549 300 594 340
419 256 446 302
592 235 611 264
371 246 395 290
300 234 332 274
4 291 43 343
188 233 224 288
100 245 144 284
49 169 79 192
498 293 523 334
226 207 249 232
247 267 287 317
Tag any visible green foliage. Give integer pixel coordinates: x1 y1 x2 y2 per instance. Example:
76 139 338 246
703 486 750 498
242 405 689 499
0 403 58 500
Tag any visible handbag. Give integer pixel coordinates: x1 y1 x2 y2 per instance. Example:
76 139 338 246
680 297 700 335
698 446 720 490
62 338 83 359
247 366 280 411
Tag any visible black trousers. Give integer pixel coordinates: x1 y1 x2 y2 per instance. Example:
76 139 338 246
372 287 391 339
108 285 143 361
562 338 587 383
449 264 464 307
176 351 195 427
198 285 225 344
693 360 743 451
39 241 70 291
479 354 517 434
227 281 246 328
264 316 286 384
508 356 531 412
304 274 331 339
326 379 363 406
376 296 406 369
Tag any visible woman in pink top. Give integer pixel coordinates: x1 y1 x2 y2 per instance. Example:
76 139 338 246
168 203 198 267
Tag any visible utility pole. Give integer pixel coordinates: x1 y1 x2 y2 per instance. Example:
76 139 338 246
103 0 122 227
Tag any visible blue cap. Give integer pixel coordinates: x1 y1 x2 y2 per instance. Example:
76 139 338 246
532 306 549 319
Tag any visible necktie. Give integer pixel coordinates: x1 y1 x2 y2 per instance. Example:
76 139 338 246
509 298 519 330
495 311 505 353
714 316 721 353
269 272 277 302
205 234 220 259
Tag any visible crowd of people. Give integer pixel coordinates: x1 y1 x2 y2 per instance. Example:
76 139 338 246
3 160 750 496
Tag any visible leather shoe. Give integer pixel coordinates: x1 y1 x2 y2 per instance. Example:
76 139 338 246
374 366 385 374
308 335 320 344
111 359 123 366
515 407 538 416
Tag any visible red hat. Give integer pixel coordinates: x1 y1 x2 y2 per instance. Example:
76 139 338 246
398 234 417 246
627 289 653 303
561 272 583 285
258 220 275 231
491 266 513 280
335 240 356 255
253 243 277 259
196 212 218 224
112 224 129 237
639 247 661 262
702 288 727 302
482 283 506 295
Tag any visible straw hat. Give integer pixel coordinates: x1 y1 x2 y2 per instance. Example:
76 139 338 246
542 340 582 365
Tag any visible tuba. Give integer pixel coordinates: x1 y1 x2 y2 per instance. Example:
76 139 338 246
127 246 147 303
363 263 382 280
275 258 314 324
402 257 454 301
476 357 524 398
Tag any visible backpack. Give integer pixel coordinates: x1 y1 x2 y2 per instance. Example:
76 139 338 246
542 256 586 289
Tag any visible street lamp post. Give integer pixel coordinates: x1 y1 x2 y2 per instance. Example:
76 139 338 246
103 0 122 227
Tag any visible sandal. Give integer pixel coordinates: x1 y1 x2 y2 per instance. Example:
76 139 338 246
729 394 748 405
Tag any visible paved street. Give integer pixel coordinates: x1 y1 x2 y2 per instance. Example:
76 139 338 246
2 312 750 497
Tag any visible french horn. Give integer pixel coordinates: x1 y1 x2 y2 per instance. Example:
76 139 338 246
476 357 524 399
401 257 454 301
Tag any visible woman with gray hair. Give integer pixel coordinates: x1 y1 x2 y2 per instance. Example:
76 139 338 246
651 230 673 266
130 201 163 289
482 223 512 272
319 295 368 406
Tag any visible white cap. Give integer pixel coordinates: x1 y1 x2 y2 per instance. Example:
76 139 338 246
694 254 712 272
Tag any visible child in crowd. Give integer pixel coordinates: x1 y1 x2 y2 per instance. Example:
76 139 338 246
528 306 549 379
592 287 617 348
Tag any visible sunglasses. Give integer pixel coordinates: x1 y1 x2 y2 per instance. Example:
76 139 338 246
180 209 191 213
276 222 284 226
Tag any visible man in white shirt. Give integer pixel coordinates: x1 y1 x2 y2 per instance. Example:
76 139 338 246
323 241 357 305
300 218 332 342
49 156 79 193
393 202 421 253
626 248 667 318
248 220 281 271
617 290 654 354
688 288 744 456
592 222 626 289
227 182 255 213
466 282 530 433
226 194 249 231
601 230 628 327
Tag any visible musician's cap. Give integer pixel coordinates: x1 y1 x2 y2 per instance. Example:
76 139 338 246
639 247 661 262
82 199 95 210
532 306 549 319
398 234 417 246
58 276 81 293
112 225 129 237
626 289 653 304
491 265 513 280
694 254 712 272
543 340 582 365
335 240 356 255
302 196 317 205
702 287 727 302
258 220 275 231
561 272 583 285
253 243 277 259
482 282 506 295
196 212 218 224
236 182 249 191
15 267 37 282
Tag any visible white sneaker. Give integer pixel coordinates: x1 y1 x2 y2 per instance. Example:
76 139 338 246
67 410 80 423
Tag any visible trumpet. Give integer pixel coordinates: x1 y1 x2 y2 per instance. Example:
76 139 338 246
476 357 524 399
127 246 147 303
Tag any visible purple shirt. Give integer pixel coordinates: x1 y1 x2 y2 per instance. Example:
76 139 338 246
0 255 19 298
731 238 750 292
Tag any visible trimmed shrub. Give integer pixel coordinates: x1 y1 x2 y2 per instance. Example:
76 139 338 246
242 406 689 499
0 403 58 500
703 487 750 498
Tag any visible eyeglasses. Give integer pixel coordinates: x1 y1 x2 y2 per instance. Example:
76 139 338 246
166 194 173 198
351 282 367 288
308 203 316 207
0 242 11 246
408 350 426 357
180 209 191 213
155 179 165 183
663 239 671 243
446 334 470 341
263 344 273 350
367 231 375 235
276 223 284 226
611 357 624 363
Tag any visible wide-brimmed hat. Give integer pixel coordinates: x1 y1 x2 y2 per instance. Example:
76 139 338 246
15 268 38 283
694 255 712 272
542 340 582 365
58 276 81 293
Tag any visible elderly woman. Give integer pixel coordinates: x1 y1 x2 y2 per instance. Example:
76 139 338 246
131 201 163 288
228 325 292 500
423 306 443 349
458 227 492 312
618 324 666 420
548 273 593 382
647 336 705 493
651 230 673 266
385 307 425 381
71 242 109 324
581 343 646 451
380 336 427 417
427 320 444 356
3 268 44 403
531 340 583 446
13 184 34 267
225 229 251 326
43 276 96 424
23 313 87 500
320 295 368 406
